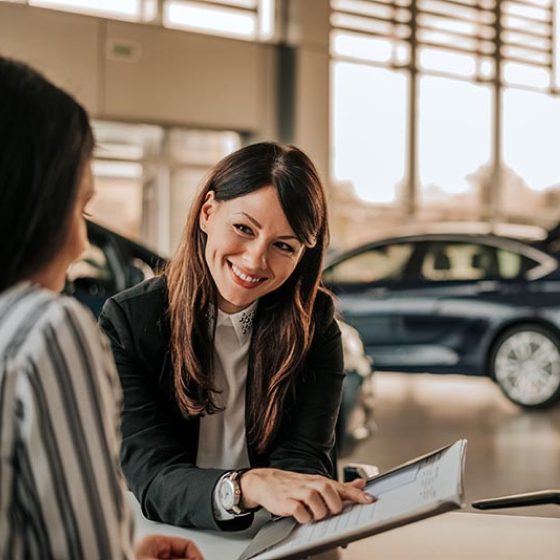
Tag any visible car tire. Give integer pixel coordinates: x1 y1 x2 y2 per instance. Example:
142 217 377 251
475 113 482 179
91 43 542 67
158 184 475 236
490 324 560 408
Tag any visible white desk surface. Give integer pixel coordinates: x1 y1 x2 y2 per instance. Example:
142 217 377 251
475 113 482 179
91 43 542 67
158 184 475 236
131 496 560 560
337 511 560 560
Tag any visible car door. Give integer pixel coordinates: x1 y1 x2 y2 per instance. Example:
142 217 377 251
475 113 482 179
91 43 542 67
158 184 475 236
390 238 513 372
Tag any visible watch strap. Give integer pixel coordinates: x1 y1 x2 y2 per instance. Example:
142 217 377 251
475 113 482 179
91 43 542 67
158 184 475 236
223 469 260 516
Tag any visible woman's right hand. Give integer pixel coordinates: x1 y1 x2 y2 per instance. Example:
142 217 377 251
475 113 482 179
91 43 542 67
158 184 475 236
239 468 375 524
135 534 204 560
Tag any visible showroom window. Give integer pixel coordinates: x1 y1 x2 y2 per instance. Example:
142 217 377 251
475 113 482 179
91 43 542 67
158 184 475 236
5 0 277 41
17 0 157 21
164 0 276 41
330 0 560 244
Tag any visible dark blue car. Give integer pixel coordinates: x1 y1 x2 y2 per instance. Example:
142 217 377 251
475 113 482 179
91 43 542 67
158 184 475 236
324 232 560 409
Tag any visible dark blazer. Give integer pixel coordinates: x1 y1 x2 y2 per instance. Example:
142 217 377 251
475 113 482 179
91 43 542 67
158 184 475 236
99 276 344 531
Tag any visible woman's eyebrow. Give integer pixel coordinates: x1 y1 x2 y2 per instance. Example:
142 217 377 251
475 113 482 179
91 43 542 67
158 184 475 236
238 212 261 228
236 212 300 242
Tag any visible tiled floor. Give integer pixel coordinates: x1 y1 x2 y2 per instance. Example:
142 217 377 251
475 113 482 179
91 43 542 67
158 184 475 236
343 372 560 519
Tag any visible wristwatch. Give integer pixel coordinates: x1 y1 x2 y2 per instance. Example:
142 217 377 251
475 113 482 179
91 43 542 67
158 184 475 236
217 469 248 516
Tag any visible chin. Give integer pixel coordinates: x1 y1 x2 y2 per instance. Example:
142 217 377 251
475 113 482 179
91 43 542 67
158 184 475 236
221 292 256 311
229 297 254 309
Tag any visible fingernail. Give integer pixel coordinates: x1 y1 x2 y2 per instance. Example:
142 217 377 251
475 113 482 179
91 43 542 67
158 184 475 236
363 493 375 503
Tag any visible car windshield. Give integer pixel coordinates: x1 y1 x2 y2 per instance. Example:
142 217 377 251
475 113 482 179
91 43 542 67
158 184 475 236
324 243 414 283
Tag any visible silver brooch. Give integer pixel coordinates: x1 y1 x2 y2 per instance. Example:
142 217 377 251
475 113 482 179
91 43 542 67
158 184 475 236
239 309 255 335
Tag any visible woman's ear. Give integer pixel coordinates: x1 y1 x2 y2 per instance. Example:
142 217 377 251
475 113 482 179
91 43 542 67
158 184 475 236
199 191 216 232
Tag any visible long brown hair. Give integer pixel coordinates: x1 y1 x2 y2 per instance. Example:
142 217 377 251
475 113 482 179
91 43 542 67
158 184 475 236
165 142 330 453
0 57 94 292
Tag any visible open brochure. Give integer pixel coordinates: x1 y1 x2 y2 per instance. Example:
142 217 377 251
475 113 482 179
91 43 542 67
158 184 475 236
238 439 467 560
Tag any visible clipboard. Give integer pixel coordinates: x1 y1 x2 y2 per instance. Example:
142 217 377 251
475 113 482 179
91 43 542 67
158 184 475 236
237 439 467 560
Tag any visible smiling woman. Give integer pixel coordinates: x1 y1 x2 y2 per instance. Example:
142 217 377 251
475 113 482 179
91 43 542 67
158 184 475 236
99 142 374 532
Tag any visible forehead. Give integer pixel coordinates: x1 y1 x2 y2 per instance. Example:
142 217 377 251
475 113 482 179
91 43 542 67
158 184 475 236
222 186 296 235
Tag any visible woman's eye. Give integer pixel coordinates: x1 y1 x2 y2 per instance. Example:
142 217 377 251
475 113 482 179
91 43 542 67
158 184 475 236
234 224 253 235
275 242 295 253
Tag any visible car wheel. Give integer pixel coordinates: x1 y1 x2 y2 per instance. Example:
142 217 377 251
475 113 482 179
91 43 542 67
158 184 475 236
490 324 560 408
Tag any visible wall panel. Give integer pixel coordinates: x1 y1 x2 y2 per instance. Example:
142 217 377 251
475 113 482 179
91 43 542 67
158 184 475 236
0 3 100 113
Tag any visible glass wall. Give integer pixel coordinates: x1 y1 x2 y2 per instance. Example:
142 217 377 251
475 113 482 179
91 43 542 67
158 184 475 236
332 62 407 206
330 0 559 247
417 77 491 214
164 0 275 41
6 0 276 41
502 90 560 223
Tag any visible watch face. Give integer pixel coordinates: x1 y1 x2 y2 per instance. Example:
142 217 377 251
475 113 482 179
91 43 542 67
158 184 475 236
219 478 235 510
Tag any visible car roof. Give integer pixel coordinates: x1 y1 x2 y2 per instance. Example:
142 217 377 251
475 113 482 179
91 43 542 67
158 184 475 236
397 221 547 241
328 232 528 256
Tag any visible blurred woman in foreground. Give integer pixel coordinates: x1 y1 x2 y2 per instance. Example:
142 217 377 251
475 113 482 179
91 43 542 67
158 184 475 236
0 56 201 560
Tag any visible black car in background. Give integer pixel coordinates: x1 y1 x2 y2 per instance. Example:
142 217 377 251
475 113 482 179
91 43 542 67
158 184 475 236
66 221 375 457
324 232 560 409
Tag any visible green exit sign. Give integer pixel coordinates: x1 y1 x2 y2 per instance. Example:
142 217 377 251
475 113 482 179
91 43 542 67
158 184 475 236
107 40 141 62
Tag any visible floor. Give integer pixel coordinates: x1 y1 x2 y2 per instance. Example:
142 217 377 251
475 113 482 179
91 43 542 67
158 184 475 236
342 372 560 519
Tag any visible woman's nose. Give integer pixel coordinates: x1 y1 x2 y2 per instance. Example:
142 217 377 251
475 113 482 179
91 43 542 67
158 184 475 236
243 240 267 270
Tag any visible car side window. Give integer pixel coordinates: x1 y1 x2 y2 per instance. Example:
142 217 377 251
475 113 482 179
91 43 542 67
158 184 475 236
324 243 414 283
422 242 501 281
497 249 540 279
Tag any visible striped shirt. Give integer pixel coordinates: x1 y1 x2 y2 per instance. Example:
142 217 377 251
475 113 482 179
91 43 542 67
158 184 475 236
0 282 135 560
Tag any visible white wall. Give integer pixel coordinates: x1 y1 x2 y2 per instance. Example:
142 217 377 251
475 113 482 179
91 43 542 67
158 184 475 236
0 4 100 112
103 20 276 133
0 3 278 137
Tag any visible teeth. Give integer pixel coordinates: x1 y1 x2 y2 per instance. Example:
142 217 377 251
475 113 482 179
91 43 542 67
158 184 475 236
232 264 262 283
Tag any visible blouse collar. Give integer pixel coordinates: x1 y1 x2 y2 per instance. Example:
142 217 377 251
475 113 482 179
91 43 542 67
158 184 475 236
207 300 258 345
